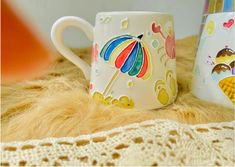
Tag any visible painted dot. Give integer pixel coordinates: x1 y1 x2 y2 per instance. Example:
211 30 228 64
147 31 151 37
127 80 134 88
205 20 215 36
151 39 159 48
95 69 101 76
121 17 129 29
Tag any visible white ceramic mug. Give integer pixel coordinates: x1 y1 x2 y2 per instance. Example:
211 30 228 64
192 12 235 109
51 11 177 110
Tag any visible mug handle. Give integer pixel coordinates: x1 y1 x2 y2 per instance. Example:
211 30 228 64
51 16 94 80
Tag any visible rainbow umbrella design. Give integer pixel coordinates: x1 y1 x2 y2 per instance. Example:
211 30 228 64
100 34 152 96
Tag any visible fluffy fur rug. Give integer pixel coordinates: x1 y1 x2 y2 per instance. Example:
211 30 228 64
1 36 234 142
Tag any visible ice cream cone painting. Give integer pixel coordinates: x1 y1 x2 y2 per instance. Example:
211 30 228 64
215 48 235 64
219 76 235 103
192 11 234 109
211 47 235 104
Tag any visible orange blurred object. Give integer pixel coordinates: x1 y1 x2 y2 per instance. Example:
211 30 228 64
2 0 52 83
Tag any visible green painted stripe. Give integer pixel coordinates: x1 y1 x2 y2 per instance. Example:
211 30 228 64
128 42 143 76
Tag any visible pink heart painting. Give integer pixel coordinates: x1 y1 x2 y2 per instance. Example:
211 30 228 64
223 19 234 29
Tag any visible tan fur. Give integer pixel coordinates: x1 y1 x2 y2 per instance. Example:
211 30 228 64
1 36 234 142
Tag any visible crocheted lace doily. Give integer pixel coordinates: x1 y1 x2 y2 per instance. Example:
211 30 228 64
1 119 234 166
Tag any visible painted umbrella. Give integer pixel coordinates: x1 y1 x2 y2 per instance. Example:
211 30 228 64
100 34 152 95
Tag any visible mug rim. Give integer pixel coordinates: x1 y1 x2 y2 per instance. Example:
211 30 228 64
96 11 172 16
206 11 235 17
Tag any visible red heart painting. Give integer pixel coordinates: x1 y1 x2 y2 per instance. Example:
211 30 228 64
223 19 234 28
152 22 161 33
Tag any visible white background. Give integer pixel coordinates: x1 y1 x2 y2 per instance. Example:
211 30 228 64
10 0 205 48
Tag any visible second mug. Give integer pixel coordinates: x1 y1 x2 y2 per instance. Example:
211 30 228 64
51 11 177 110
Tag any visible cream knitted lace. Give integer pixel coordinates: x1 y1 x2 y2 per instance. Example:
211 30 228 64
1 119 234 166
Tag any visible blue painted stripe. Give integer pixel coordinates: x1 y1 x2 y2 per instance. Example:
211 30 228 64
104 37 131 61
223 0 233 12
120 42 139 73
100 35 131 58
100 35 132 61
